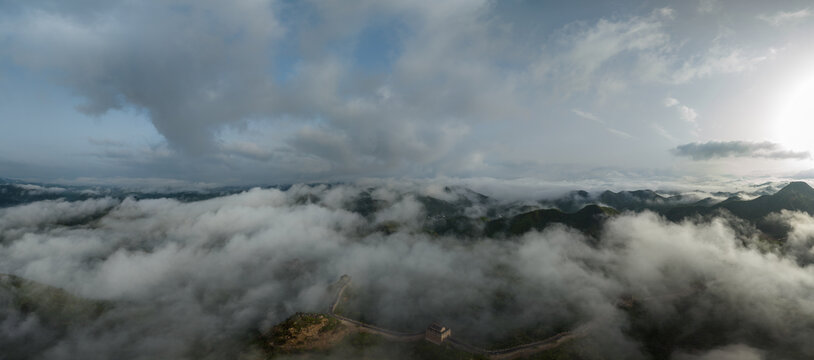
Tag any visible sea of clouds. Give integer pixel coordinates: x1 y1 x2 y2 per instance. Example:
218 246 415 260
2 182 814 359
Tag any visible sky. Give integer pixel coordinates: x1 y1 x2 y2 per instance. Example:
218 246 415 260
2 0 814 185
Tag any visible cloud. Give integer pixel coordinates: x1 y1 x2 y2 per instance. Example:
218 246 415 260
0 185 616 358
3 183 814 358
572 109 603 123
663 46 770 84
793 168 814 179
663 97 680 107
0 0 509 174
672 344 765 360
572 109 633 139
0 0 796 184
0 2 785 182
664 97 698 123
220 141 277 162
607 128 634 139
758 8 811 27
678 106 698 123
696 0 721 14
2 1 286 155
13 184 67 194
542 8 673 93
87 138 126 147
651 123 677 142
672 141 811 160
53 177 219 193
0 198 117 238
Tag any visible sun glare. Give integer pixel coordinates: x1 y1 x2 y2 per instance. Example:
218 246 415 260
775 69 814 158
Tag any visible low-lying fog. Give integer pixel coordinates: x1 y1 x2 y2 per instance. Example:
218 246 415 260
3 182 814 359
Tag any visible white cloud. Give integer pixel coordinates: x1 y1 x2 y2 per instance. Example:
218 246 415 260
663 97 680 107
657 7 676 19
678 105 698 123
664 97 698 123
758 8 811 27
5 184 814 357
547 9 672 93
697 0 721 14
14 184 66 194
651 123 677 142
0 2 787 183
572 109 604 123
670 47 769 84
673 344 765 360
220 141 276 162
607 128 634 139
573 109 634 139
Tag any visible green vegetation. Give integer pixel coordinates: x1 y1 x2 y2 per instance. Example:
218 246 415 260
0 274 110 326
485 205 618 237
664 182 814 239
331 284 362 320
598 190 666 212
262 331 486 360
266 313 341 347
252 182 814 359
377 220 402 234
259 327 592 360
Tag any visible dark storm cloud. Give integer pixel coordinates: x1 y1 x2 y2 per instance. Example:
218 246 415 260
672 140 810 160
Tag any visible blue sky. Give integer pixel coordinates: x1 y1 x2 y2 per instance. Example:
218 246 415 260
2 0 814 185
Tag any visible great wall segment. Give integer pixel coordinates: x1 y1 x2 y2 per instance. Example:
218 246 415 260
327 274 591 359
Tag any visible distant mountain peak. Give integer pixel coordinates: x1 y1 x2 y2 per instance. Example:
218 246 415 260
776 181 814 196
577 204 619 216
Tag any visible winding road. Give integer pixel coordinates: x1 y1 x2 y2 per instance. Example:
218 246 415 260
327 275 590 359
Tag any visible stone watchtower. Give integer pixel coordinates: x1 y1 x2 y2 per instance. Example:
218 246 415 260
425 322 452 345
